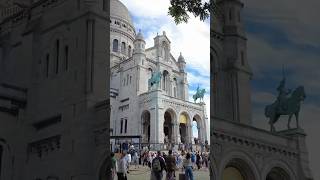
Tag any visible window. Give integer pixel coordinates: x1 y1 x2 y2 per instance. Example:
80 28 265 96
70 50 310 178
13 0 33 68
128 45 131 56
46 54 50 78
124 119 127 133
241 51 245 65
56 39 59 74
120 119 123 134
65 46 69 71
174 87 176 97
103 0 106 11
126 74 129 85
130 76 132 84
113 39 118 52
121 42 126 54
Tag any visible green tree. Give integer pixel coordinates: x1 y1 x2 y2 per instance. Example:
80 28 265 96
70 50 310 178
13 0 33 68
168 0 214 24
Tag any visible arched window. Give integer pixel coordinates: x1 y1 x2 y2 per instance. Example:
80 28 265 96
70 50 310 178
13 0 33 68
121 42 126 54
46 53 50 78
240 51 245 65
120 119 123 134
162 70 169 92
113 39 118 52
128 45 131 56
124 119 127 133
173 78 178 97
126 74 129 85
55 39 60 74
162 42 169 61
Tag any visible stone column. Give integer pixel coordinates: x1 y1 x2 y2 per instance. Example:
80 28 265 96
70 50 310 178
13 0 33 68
197 126 202 142
279 128 313 179
188 124 193 144
174 122 180 144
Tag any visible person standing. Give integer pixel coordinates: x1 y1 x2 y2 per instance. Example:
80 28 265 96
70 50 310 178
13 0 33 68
117 152 128 180
110 152 118 180
125 152 131 173
151 151 167 180
165 150 176 180
183 153 194 180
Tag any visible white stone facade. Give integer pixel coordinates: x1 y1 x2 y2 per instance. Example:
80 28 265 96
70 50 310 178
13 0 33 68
109 0 209 145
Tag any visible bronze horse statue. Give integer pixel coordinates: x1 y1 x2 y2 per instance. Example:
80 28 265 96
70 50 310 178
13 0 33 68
265 86 306 132
193 87 206 103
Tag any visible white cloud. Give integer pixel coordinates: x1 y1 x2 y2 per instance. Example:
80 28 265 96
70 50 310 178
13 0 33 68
121 0 210 77
244 0 320 47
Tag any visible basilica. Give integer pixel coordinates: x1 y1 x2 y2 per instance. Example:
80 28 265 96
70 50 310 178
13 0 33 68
109 0 209 149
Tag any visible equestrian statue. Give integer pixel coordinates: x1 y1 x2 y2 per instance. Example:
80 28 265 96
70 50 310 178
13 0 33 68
193 85 206 103
148 71 162 90
264 77 306 132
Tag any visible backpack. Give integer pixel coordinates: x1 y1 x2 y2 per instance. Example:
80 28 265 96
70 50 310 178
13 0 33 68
152 157 162 172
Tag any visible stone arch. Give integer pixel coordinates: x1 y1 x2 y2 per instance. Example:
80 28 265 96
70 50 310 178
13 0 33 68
192 114 202 143
112 39 118 52
141 110 151 143
178 111 191 144
210 44 223 119
261 159 296 180
163 108 177 143
96 151 111 180
219 150 260 180
266 167 290 180
121 41 126 54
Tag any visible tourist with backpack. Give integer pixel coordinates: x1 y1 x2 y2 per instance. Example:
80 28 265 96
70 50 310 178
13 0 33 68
151 151 167 180
165 150 176 180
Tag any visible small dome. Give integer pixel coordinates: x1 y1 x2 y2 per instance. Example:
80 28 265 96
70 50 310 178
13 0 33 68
178 52 186 62
135 30 145 41
110 0 133 25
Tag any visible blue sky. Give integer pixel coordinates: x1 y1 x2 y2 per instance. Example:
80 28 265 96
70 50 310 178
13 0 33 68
120 0 320 178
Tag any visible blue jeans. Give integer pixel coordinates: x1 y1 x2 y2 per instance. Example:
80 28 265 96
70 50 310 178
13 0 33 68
185 166 194 180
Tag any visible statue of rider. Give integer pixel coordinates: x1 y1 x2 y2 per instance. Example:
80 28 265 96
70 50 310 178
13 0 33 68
276 78 291 113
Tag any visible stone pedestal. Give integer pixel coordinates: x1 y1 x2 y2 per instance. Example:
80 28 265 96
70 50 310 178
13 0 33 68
278 128 313 180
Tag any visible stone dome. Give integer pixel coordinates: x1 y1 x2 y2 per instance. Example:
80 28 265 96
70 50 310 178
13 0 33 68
135 30 144 41
110 0 133 25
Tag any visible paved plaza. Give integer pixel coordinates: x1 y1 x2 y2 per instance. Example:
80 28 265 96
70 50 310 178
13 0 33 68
115 165 210 180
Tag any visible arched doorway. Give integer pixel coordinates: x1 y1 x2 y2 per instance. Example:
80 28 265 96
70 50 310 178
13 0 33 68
222 158 256 180
141 111 151 143
164 110 175 143
266 167 290 180
192 114 202 143
98 157 111 180
179 113 189 143
222 166 244 180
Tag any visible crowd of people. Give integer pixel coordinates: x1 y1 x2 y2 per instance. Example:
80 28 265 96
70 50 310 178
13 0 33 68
110 145 210 180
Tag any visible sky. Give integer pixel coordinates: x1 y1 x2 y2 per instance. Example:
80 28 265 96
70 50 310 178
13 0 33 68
119 0 320 178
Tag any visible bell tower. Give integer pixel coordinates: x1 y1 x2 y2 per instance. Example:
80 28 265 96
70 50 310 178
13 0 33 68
211 0 252 124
